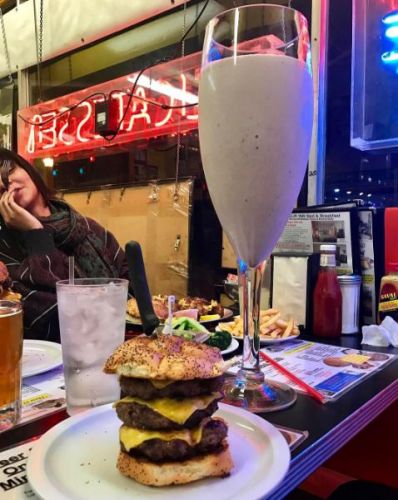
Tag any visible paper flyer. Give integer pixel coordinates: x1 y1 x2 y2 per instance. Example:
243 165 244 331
275 212 354 274
20 367 66 425
357 210 377 324
0 442 37 498
227 339 395 400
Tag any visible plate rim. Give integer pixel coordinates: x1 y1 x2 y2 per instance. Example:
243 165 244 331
27 402 290 500
22 339 63 378
221 337 239 356
216 326 300 344
126 308 234 327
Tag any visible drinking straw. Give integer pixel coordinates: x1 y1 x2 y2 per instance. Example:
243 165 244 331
68 256 75 285
260 350 325 404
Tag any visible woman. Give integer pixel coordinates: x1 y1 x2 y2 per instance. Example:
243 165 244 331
0 147 130 342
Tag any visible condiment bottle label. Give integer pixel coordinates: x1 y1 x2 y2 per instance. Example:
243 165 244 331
320 254 336 267
378 281 398 321
379 299 398 312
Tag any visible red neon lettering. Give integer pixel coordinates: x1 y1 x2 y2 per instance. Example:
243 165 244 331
27 114 42 154
58 108 73 146
126 87 151 131
92 97 106 139
19 52 202 159
180 74 188 118
41 112 57 150
110 92 126 130
155 81 174 127
76 102 92 142
180 74 198 121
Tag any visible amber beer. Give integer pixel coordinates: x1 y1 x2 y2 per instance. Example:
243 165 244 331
0 301 23 431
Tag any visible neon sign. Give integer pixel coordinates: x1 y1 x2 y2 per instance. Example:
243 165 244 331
18 52 201 160
381 10 398 66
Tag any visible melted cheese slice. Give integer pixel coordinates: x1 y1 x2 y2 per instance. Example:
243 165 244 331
116 392 221 425
120 424 204 451
150 380 174 389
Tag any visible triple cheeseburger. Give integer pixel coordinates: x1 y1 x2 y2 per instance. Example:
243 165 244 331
104 335 233 486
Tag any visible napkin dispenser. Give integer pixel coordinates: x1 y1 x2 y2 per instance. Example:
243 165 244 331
270 253 320 330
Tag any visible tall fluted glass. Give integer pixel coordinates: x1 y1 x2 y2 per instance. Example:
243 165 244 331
198 4 313 412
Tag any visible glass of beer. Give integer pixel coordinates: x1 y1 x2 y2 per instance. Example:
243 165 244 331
0 300 23 432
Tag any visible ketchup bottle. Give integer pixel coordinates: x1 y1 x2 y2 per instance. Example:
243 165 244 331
313 244 342 337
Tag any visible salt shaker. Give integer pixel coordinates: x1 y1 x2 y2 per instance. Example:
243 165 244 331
337 275 362 334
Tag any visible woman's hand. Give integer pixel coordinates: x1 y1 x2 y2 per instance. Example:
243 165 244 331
0 191 43 230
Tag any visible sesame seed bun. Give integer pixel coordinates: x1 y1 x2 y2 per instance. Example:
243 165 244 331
116 442 233 486
103 335 224 380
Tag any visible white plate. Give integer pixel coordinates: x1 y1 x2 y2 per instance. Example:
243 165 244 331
253 334 300 345
221 338 239 356
201 308 234 324
127 308 234 326
216 326 299 345
22 340 63 378
27 403 290 500
232 334 300 345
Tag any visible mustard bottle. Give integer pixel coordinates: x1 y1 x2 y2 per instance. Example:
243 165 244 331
378 264 398 323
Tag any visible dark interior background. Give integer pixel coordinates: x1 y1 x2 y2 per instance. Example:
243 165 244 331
326 0 398 207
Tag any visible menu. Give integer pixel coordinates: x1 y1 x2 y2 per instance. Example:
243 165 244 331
227 339 395 400
20 367 66 425
275 211 355 274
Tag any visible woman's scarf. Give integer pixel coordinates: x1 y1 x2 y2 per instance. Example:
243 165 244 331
40 200 120 279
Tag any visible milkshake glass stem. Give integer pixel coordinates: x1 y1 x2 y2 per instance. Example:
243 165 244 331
237 259 265 381
222 258 297 412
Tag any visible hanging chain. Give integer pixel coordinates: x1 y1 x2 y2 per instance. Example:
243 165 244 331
173 1 187 203
0 8 14 85
39 0 44 65
33 0 44 102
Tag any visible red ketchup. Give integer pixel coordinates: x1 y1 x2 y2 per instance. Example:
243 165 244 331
313 244 342 337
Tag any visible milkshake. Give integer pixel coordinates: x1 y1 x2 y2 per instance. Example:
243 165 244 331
199 54 313 267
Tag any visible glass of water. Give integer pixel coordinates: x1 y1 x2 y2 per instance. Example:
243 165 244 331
56 278 128 415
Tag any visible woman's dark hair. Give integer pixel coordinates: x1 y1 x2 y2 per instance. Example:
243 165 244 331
0 147 55 204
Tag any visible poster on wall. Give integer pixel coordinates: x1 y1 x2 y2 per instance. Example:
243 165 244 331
275 210 359 274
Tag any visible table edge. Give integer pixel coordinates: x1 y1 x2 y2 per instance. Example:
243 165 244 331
268 377 398 499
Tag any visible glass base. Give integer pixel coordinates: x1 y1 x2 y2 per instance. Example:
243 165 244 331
222 373 297 413
0 399 21 432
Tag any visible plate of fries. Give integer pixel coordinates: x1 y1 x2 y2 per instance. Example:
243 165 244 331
216 308 300 344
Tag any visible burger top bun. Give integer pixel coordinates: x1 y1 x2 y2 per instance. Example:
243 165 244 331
104 335 224 380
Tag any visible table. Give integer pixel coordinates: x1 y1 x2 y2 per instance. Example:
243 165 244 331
2 334 398 500
267 334 398 499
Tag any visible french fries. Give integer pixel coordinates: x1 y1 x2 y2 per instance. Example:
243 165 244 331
218 308 299 340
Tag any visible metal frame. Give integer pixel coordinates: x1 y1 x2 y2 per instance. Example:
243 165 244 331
17 68 29 109
307 0 329 206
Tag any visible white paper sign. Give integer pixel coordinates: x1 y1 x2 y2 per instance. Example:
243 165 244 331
0 443 37 499
275 212 354 274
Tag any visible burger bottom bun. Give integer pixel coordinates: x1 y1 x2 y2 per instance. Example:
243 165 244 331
117 442 234 487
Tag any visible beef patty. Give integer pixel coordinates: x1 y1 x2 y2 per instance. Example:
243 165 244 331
119 375 224 400
116 399 220 430
121 418 228 462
